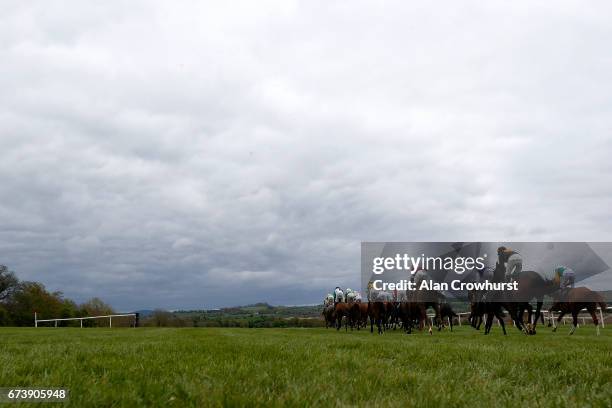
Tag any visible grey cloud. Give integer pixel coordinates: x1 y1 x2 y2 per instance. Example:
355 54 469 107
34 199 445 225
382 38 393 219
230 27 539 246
1 1 612 309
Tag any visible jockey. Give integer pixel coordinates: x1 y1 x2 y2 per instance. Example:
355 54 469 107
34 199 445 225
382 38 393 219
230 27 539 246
554 266 575 301
411 267 428 288
346 288 356 303
377 291 393 302
333 287 344 304
498 246 522 282
354 291 362 303
324 294 334 306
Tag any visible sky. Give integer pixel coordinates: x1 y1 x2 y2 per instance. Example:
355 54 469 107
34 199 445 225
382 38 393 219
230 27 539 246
2 1 612 310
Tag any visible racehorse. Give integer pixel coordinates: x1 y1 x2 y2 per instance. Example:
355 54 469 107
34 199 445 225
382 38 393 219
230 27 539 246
469 294 541 332
334 302 350 331
368 301 386 334
489 262 556 334
322 305 336 328
348 302 362 330
511 270 559 334
549 287 607 335
482 289 509 335
437 303 458 331
397 301 428 334
411 271 443 332
397 290 435 334
384 302 399 330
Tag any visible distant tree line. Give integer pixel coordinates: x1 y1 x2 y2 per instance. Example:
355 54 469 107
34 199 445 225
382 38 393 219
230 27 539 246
0 265 121 327
141 310 325 328
0 265 329 328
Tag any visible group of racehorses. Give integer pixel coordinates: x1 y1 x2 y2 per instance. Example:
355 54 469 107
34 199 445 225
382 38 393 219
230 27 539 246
323 265 607 336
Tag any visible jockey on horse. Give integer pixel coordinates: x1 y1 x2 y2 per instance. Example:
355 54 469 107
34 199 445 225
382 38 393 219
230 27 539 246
333 287 345 304
553 265 575 302
497 246 522 283
346 288 356 303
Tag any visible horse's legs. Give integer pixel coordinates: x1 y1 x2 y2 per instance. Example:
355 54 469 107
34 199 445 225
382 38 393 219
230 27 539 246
531 300 543 334
569 312 578 335
552 311 565 332
487 312 495 334
403 315 412 334
526 304 532 323
496 309 507 335
514 306 527 333
432 304 442 331
587 306 600 336
526 304 533 333
370 315 374 333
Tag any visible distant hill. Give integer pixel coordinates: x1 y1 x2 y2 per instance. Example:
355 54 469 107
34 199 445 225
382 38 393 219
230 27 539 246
144 289 612 328
166 303 324 328
175 303 322 319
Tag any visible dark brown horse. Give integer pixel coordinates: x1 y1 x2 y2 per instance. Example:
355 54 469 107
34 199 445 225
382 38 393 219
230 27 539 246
550 287 607 335
490 261 557 334
511 270 559 333
334 303 350 331
412 281 443 332
469 301 542 331
397 301 428 334
348 302 362 330
437 303 458 331
477 287 509 335
398 290 435 334
384 302 398 330
368 301 386 334
322 305 335 328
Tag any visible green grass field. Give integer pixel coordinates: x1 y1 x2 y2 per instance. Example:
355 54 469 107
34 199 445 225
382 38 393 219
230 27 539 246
0 326 610 407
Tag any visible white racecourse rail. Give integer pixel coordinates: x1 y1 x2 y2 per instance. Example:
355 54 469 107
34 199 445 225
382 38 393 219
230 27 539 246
34 312 138 328
455 307 610 328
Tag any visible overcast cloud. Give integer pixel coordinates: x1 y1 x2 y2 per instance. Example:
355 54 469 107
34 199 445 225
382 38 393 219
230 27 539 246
1 1 612 310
